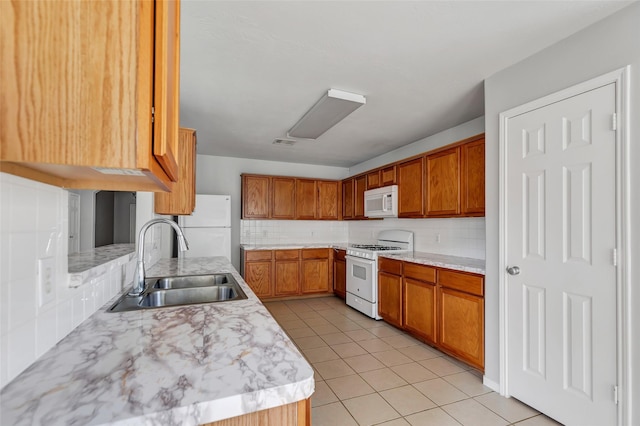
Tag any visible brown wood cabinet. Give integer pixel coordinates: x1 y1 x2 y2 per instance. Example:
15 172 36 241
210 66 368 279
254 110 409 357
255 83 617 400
378 258 403 328
295 179 317 220
243 250 274 298
461 137 485 216
317 180 340 220
397 158 425 217
426 147 460 216
342 179 355 220
354 175 367 219
333 249 346 299
272 177 296 219
1 0 181 192
367 170 381 189
301 249 330 294
403 263 437 345
381 166 397 186
274 250 300 296
242 175 271 218
154 128 197 215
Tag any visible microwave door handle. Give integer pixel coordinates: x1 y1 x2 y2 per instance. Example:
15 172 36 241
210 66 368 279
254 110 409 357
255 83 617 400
382 194 389 212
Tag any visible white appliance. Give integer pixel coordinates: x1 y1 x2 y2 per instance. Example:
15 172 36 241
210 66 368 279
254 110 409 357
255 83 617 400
346 230 413 319
364 185 398 218
178 194 231 261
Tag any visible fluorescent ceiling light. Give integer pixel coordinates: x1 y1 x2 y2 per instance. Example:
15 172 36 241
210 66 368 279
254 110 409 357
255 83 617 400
288 89 366 139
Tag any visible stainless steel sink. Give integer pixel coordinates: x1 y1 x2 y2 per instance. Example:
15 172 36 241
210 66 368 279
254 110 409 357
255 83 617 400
108 273 247 312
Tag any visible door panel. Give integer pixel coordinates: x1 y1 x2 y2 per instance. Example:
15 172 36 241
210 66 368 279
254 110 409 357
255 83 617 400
506 83 617 425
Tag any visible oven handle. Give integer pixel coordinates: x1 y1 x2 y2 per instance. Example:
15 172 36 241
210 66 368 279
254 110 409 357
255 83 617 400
346 255 376 266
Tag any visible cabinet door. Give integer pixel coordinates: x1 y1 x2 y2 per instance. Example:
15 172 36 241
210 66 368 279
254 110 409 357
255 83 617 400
334 259 346 299
342 179 354 220
461 138 485 216
367 170 381 189
296 179 317 220
438 287 484 370
404 278 437 345
378 272 402 328
426 147 460 216
244 261 273 298
354 175 367 219
301 259 330 293
317 180 339 220
275 261 300 296
397 158 424 217
272 177 296 219
381 166 396 186
242 175 270 218
152 0 181 182
154 128 196 215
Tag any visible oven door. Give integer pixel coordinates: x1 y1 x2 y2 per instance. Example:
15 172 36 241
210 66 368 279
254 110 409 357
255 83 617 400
346 255 377 303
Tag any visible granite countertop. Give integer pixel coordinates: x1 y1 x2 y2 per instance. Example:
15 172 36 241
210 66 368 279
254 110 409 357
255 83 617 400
380 251 486 275
0 257 314 426
68 243 136 273
241 242 348 250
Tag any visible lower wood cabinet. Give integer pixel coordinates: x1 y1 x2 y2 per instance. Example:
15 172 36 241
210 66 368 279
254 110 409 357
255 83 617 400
243 248 333 299
378 258 403 328
403 263 437 345
333 249 346 299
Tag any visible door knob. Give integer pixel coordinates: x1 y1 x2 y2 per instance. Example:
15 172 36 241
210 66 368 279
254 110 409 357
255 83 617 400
506 266 520 275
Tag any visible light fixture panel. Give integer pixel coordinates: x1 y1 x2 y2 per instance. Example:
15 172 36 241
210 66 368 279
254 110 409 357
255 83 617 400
288 89 366 139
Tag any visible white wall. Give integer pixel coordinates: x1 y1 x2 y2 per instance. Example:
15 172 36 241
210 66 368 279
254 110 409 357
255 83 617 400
484 2 640 420
196 155 349 269
240 220 348 246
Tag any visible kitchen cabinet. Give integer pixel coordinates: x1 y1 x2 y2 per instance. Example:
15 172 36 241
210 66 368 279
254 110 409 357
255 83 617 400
367 170 381 189
342 179 355 220
437 269 484 370
274 250 300 296
243 250 273 298
1 0 181 192
397 158 425 217
403 263 437 345
242 175 271 218
301 249 331 294
333 249 346 299
354 175 367 219
378 258 403 328
381 166 397 186
426 147 460 216
317 180 340 220
295 179 317 220
272 177 296 219
461 137 485 216
154 128 196 215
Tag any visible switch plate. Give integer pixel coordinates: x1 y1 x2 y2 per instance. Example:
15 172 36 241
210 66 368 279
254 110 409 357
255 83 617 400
38 257 55 307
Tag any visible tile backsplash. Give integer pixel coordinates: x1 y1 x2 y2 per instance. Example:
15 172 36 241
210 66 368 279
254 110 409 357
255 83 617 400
241 220 348 245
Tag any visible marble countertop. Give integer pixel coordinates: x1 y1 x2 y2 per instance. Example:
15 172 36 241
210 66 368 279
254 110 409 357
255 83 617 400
68 243 136 273
380 251 486 275
0 257 314 426
241 242 348 250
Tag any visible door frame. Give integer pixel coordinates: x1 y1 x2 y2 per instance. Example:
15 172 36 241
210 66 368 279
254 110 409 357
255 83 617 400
498 66 631 424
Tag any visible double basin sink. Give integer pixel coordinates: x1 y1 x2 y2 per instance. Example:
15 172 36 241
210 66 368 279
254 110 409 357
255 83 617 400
108 273 248 313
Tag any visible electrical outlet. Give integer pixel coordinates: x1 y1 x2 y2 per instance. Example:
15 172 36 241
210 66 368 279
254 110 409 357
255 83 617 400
262 230 268 237
38 257 55 307
436 233 441 243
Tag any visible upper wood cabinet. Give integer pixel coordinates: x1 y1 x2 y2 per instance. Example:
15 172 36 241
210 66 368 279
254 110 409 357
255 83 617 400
461 137 485 216
272 177 296 219
0 0 181 192
426 147 460 217
154 128 196 215
367 170 381 190
242 175 270 218
295 179 317 220
354 175 367 219
342 178 355 220
317 180 340 220
397 158 425 217
381 166 397 186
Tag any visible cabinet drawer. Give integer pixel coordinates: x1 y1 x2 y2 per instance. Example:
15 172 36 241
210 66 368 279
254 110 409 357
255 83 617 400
245 250 273 261
403 263 436 283
438 269 484 296
301 248 329 260
334 249 346 261
379 257 402 275
275 250 299 260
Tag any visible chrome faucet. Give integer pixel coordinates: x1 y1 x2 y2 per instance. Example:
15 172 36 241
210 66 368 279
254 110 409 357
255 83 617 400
129 218 189 296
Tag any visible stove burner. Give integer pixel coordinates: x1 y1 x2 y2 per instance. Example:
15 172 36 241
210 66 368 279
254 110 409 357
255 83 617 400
350 244 401 251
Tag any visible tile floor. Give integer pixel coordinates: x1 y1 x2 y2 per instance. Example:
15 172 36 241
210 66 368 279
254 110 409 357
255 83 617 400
264 296 563 426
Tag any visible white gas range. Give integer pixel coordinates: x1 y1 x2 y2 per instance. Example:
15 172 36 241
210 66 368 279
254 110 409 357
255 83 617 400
345 230 414 319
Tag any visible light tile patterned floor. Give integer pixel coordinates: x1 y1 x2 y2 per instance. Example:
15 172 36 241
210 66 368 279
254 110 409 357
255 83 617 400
264 296 563 426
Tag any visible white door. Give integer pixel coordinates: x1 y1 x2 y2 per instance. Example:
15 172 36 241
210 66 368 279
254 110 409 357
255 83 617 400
505 83 617 425
68 193 80 254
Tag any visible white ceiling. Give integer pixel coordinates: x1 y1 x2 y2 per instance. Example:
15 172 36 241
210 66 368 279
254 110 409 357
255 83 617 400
179 1 631 168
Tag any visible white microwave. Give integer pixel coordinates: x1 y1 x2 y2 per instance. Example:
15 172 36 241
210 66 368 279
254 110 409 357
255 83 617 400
364 185 398 218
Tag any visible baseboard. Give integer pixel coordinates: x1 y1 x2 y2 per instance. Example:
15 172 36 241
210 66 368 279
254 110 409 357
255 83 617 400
483 376 500 393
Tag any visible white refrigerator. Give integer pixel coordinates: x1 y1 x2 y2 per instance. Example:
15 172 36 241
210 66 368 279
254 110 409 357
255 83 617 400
178 194 231 261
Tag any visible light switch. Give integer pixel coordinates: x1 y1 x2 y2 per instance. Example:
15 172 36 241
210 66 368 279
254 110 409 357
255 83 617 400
38 257 55 307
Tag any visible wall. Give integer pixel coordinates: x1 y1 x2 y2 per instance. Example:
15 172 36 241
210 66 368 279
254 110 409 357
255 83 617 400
95 191 115 247
484 2 640 419
196 155 349 269
240 220 348 246
113 192 136 244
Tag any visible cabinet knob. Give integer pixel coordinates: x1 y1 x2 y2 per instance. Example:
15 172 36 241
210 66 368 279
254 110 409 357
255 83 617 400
506 266 520 276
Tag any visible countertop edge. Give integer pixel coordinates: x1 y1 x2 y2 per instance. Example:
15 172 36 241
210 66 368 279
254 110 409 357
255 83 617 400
379 251 486 275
